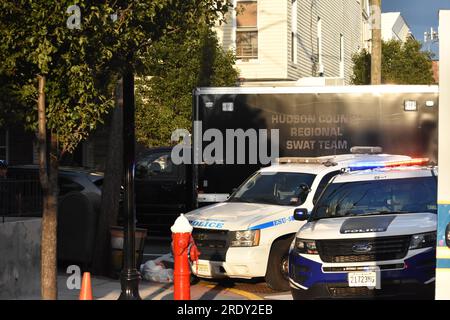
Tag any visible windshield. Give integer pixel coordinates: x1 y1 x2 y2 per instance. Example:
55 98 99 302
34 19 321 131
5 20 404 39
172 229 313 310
228 172 316 206
312 176 437 220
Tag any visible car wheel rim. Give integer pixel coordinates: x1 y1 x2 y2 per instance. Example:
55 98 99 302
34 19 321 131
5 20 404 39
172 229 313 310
281 255 289 279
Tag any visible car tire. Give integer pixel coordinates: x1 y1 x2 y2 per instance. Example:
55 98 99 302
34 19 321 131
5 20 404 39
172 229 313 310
190 274 200 285
421 282 435 300
291 288 311 300
265 237 293 291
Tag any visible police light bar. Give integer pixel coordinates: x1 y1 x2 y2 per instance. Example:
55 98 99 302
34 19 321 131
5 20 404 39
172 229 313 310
350 146 383 154
348 158 429 172
276 157 334 164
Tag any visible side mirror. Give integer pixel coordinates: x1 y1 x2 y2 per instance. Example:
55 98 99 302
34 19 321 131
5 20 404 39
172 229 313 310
446 223 450 248
293 208 309 221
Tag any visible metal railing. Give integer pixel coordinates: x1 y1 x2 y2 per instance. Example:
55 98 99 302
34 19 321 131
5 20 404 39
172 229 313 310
0 179 43 222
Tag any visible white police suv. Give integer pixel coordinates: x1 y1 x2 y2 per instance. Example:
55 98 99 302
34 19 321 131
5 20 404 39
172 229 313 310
185 147 412 291
289 159 437 299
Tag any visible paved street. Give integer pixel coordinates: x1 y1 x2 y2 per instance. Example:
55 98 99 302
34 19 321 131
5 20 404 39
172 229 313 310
27 275 248 300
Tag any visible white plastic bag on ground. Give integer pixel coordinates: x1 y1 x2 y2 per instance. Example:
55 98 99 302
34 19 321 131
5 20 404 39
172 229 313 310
140 253 174 283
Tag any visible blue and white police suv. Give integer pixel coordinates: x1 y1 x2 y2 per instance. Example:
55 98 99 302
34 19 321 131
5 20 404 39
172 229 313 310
185 147 412 291
289 159 437 299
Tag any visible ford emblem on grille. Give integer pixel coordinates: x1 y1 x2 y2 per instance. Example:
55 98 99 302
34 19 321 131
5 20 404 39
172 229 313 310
352 243 373 253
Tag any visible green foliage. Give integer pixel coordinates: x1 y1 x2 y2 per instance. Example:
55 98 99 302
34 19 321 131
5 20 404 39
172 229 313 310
0 0 233 154
350 48 371 86
135 26 239 147
0 2 118 153
351 38 435 85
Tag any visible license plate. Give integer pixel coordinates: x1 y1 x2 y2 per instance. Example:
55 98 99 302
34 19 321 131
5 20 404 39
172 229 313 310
348 272 377 287
195 262 211 276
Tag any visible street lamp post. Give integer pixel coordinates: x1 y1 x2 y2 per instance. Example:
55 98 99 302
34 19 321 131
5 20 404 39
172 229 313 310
119 70 141 300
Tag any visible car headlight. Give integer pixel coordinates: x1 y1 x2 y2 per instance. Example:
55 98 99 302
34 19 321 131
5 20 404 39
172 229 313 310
409 232 436 250
230 230 260 247
294 238 318 254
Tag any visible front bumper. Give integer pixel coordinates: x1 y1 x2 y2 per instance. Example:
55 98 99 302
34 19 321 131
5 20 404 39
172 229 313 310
192 245 270 279
288 248 436 299
290 281 434 299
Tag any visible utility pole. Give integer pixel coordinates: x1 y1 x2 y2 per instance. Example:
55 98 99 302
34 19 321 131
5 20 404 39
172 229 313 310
370 0 382 85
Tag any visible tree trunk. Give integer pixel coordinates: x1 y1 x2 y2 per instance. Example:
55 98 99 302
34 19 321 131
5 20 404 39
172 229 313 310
38 75 59 300
91 80 123 276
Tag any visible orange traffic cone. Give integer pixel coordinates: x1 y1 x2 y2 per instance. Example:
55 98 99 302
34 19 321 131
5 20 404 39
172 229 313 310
79 272 93 300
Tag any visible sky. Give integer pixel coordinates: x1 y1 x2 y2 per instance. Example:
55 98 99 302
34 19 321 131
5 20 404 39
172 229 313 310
382 0 450 56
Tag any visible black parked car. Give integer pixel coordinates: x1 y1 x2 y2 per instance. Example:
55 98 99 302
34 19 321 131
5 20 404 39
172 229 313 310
4 147 190 242
5 165 103 211
4 165 105 268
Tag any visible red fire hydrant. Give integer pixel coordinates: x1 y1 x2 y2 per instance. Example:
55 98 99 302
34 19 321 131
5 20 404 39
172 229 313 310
171 214 200 300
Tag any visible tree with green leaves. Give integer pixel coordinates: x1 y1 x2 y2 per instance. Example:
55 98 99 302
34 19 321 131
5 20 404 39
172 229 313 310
135 26 239 147
1 2 118 300
0 0 232 299
351 38 435 85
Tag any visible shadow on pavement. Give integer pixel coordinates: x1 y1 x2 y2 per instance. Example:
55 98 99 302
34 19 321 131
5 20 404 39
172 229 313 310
141 283 173 300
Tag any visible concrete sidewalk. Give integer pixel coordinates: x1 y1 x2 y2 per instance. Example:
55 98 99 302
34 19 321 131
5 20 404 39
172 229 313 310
55 275 250 300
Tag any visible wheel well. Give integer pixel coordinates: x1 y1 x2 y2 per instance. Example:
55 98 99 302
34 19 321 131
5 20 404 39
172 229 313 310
269 233 296 253
264 233 296 277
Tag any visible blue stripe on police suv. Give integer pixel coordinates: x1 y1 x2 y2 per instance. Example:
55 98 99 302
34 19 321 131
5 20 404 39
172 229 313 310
249 216 295 231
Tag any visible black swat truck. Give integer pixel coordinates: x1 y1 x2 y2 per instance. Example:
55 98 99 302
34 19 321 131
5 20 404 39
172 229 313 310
136 85 438 237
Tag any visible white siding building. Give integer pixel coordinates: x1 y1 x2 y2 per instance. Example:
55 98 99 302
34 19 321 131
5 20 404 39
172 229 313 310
215 0 371 84
381 12 413 43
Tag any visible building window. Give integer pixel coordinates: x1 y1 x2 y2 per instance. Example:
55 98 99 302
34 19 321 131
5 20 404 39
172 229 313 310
361 0 371 50
291 0 298 63
236 0 258 60
361 0 370 18
0 130 8 162
317 17 323 73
